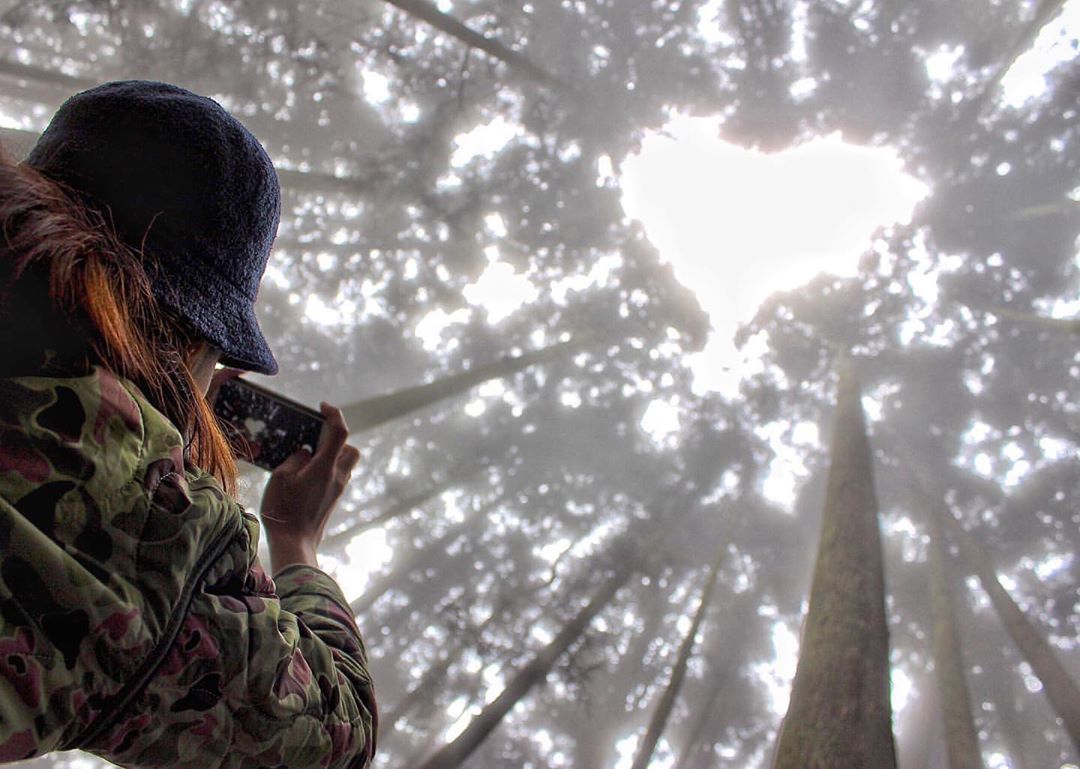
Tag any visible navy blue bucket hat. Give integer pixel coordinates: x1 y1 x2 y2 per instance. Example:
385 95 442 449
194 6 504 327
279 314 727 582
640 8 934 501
25 80 281 375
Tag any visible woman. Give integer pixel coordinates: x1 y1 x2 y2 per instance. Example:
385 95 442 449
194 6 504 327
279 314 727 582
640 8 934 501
0 81 376 768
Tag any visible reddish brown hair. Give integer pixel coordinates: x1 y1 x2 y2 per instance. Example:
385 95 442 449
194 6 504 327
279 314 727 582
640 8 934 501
0 150 237 492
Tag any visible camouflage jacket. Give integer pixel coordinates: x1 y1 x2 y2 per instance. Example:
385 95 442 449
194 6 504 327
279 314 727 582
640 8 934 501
0 367 377 768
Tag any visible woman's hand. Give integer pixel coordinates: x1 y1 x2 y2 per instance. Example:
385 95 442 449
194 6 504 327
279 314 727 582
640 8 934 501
260 402 361 574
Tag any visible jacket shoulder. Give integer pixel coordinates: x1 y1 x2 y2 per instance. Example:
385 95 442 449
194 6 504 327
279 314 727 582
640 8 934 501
0 367 162 503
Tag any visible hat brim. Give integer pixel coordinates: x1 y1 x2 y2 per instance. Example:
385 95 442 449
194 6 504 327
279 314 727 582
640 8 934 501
215 300 278 376
153 257 278 376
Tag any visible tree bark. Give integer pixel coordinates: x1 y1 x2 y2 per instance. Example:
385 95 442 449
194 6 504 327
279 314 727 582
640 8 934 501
940 508 1080 753
927 507 985 769
773 355 898 769
629 549 725 769
340 339 581 432
412 563 635 769
381 0 565 90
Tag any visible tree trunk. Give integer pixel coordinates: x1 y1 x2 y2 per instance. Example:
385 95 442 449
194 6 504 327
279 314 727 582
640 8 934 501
927 508 985 769
963 304 1080 336
381 0 565 89
940 508 1080 753
1010 199 1080 221
0 126 40 159
383 630 475 732
895 672 942 769
383 654 451 731
0 125 377 197
412 563 635 769
966 0 1069 117
671 665 727 769
993 663 1031 769
673 590 758 769
322 466 480 552
773 355 898 769
340 339 581 432
629 549 725 769
349 505 485 615
567 578 668 769
0 59 96 90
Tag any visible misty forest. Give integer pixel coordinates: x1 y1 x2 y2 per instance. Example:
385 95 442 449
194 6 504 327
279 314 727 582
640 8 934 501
1 0 1079 767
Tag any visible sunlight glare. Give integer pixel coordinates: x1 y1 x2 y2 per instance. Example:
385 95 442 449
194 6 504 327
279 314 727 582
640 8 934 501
925 45 964 83
641 398 681 443
755 620 799 716
414 307 470 351
614 734 640 769
891 667 913 714
1000 1 1080 108
451 116 520 167
336 528 394 602
361 70 392 104
463 260 538 323
622 116 928 396
304 294 358 327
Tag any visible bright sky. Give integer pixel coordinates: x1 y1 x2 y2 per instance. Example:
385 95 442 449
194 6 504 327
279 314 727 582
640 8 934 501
302 6 1080 754
621 122 929 398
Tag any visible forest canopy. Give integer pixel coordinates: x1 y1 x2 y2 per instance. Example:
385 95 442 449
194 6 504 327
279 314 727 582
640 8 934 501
1 1 1078 768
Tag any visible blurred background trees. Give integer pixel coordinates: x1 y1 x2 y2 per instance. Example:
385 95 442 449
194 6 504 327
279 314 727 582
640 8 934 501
0 0 1077 767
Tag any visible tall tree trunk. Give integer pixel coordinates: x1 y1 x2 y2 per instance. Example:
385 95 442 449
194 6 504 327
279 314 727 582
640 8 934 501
671 663 728 769
993 663 1031 769
962 303 1080 335
349 504 486 615
939 508 1080 753
895 672 942 769
340 339 581 432
629 549 725 769
382 615 493 732
323 466 480 552
568 579 662 768
383 653 454 731
412 563 635 769
927 507 985 769
376 547 480 633
381 0 565 90
0 59 96 90
0 125 376 196
966 0 1069 118
571 579 668 769
674 591 758 769
0 126 39 159
773 355 898 769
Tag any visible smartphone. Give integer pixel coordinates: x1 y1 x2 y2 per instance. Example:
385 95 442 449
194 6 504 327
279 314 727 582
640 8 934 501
212 378 325 471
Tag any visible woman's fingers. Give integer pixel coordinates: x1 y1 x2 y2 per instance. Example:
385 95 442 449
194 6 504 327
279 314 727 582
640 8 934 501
335 444 361 472
307 402 349 473
260 401 359 565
